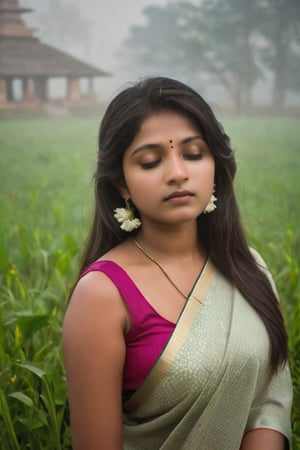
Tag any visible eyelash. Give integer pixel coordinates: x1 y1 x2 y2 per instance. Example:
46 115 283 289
140 160 160 169
183 153 203 160
140 153 203 169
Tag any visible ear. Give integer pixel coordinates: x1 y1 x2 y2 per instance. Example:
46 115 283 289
119 187 129 201
115 179 130 200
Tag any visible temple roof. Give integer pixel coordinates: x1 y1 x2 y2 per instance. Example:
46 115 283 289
0 0 110 78
0 0 32 14
0 37 111 77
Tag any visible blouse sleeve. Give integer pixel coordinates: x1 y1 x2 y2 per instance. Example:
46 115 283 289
247 248 293 446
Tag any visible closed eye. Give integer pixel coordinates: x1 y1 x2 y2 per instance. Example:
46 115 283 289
140 160 161 169
183 153 203 160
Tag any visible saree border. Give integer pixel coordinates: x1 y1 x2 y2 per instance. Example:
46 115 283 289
124 258 216 413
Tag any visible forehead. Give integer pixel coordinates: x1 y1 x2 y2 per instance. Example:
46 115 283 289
134 110 201 142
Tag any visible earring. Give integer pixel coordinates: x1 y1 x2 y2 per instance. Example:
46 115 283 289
204 193 217 214
114 199 142 232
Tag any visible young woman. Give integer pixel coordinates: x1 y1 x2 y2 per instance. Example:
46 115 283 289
63 77 292 449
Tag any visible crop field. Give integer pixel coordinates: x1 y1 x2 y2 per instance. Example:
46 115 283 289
0 116 299 448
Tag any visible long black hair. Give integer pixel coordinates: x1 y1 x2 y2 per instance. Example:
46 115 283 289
79 76 288 373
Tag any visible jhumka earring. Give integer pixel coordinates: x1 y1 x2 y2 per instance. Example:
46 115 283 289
204 192 217 214
114 199 142 232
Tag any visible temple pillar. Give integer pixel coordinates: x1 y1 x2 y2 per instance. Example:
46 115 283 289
88 77 94 99
0 78 7 104
23 77 37 103
42 78 49 102
67 77 81 101
6 78 13 101
34 77 48 102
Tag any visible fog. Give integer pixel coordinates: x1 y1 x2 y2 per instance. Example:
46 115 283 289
19 0 300 112
22 0 171 99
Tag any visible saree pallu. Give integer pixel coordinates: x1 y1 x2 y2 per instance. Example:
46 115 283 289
123 256 293 449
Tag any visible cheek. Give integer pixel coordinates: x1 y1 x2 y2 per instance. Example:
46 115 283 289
123 171 154 203
207 159 215 179
128 187 156 214
195 160 215 183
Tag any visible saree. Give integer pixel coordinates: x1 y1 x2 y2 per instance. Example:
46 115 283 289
123 255 293 449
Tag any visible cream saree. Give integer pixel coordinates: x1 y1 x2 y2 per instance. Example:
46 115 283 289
123 255 293 449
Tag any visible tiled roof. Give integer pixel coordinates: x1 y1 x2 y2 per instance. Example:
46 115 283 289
0 37 111 77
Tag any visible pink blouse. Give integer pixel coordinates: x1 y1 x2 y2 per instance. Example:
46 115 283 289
80 260 175 390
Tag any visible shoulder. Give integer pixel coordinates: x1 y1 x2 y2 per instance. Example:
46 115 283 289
63 269 129 344
64 239 140 337
249 247 278 298
249 247 268 269
72 268 125 306
249 246 272 274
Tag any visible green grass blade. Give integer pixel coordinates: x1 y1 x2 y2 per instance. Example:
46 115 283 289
0 390 21 450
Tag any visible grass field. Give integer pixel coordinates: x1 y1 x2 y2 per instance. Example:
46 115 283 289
0 116 299 448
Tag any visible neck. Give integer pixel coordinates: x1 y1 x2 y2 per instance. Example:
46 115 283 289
134 222 201 259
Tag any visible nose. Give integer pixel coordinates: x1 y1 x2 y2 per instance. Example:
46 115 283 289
165 153 188 184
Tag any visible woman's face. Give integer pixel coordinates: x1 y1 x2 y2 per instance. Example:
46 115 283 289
121 110 215 228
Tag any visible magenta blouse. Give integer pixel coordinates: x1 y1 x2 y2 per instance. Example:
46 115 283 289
80 260 175 390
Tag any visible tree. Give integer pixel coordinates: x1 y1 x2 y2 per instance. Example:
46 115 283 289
257 0 300 109
122 0 300 111
122 1 264 112
191 0 264 111
121 4 200 81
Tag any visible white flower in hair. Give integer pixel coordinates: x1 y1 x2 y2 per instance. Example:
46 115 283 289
114 207 142 232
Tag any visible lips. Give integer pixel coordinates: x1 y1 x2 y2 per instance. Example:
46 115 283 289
164 190 194 201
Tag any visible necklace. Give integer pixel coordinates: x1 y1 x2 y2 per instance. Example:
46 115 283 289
133 238 187 299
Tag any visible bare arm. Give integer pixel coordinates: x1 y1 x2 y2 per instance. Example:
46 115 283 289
240 429 286 450
62 272 128 450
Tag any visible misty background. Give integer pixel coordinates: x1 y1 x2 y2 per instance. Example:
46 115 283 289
21 0 300 113
22 0 169 100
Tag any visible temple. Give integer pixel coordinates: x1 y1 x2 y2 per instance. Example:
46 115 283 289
0 0 110 113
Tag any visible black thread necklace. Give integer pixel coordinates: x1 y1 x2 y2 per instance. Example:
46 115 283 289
133 238 187 299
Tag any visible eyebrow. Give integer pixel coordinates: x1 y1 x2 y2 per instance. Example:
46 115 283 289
131 135 204 156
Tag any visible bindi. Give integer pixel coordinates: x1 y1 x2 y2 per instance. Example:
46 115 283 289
169 139 174 149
